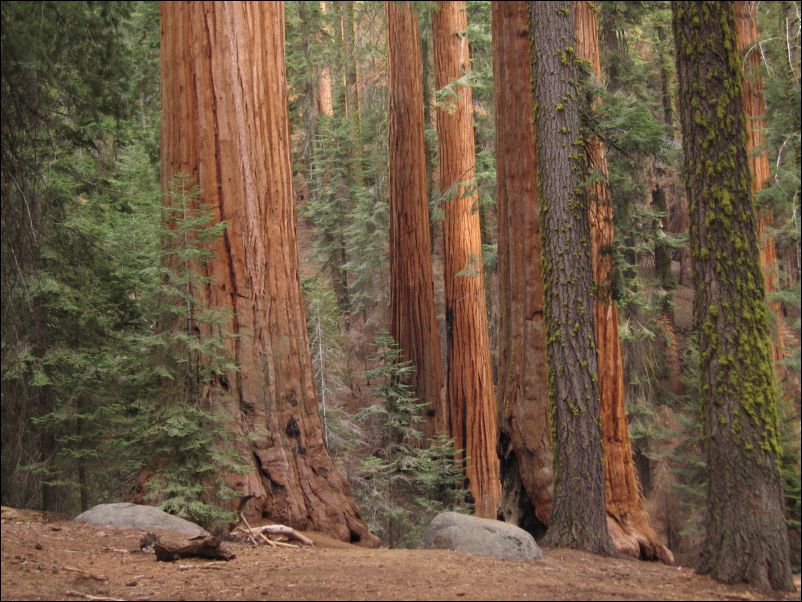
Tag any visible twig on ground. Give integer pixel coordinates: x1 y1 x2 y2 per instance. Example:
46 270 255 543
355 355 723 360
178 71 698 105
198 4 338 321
65 591 125 601
62 566 108 581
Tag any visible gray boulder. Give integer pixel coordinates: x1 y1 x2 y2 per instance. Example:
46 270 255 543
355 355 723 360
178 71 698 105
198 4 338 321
75 503 209 538
424 511 543 561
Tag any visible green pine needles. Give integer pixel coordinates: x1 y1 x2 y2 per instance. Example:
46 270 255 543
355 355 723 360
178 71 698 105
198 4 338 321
350 331 468 548
135 176 248 531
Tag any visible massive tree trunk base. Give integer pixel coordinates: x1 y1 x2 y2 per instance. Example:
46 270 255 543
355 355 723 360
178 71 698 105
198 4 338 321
696 471 793 592
158 2 378 548
606 514 673 564
497 433 548 537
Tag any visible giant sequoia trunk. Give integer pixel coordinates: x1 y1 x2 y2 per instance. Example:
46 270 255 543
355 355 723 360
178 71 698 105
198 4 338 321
492 0 552 532
529 0 615 555
432 0 501 518
159 2 376 546
734 1 787 374
387 1 447 437
673 1 792 591
574 0 672 564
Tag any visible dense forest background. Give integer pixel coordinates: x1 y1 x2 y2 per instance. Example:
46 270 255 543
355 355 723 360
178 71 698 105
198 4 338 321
1 0 800 578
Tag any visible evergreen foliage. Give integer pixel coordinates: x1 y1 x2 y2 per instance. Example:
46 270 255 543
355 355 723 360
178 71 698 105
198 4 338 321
350 332 468 548
132 178 247 530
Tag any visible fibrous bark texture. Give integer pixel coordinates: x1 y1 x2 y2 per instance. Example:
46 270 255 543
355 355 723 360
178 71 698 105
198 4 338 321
492 0 552 532
433 0 501 519
317 2 334 117
529 0 615 555
387 0 447 436
574 0 672 564
734 0 786 372
673 1 792 591
159 1 377 546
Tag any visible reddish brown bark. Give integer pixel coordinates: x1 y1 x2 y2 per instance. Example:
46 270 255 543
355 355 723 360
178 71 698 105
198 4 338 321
492 0 552 531
159 1 376 546
387 1 447 437
574 1 672 564
735 1 786 371
432 0 501 518
317 2 334 118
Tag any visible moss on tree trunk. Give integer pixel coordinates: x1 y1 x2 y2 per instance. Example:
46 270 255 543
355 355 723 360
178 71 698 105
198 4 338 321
672 1 793 591
529 0 615 556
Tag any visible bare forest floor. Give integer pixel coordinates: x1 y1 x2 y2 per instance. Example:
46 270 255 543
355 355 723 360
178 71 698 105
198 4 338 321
1 508 800 601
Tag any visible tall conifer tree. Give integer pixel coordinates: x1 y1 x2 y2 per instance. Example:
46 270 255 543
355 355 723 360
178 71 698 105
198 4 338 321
673 1 792 590
574 0 672 564
529 0 614 555
433 0 501 518
493 0 553 531
159 1 376 545
387 0 446 437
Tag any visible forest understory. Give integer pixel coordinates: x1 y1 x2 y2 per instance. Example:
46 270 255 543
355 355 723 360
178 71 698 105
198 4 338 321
2 508 800 602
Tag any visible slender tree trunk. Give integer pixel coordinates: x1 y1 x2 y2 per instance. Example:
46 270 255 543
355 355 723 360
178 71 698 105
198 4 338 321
386 0 447 437
673 1 792 591
159 1 377 546
317 2 334 118
492 0 552 533
735 1 787 375
343 0 362 173
432 0 500 518
296 1 317 170
655 24 674 133
574 0 673 564
653 185 673 288
421 24 436 236
529 0 614 555
313 0 350 325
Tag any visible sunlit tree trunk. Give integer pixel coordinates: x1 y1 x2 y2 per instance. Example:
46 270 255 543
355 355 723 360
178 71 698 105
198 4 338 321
387 0 447 437
574 0 672 564
734 0 786 375
673 1 792 591
432 0 500 518
159 1 376 546
492 0 552 533
529 0 614 555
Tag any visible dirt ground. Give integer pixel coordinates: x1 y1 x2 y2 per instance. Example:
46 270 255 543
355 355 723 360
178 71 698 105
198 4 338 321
1 507 799 601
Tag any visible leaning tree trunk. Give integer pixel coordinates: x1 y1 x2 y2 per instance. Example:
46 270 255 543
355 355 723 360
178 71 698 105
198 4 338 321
432 0 501 519
574 0 672 564
734 0 787 375
492 0 552 533
673 1 792 591
159 1 377 546
529 0 615 555
387 0 447 437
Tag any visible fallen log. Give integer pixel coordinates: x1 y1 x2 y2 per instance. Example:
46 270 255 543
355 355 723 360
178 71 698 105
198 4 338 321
153 536 234 562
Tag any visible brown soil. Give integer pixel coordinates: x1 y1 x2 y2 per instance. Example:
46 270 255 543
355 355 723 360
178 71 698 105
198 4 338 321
1 507 799 601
